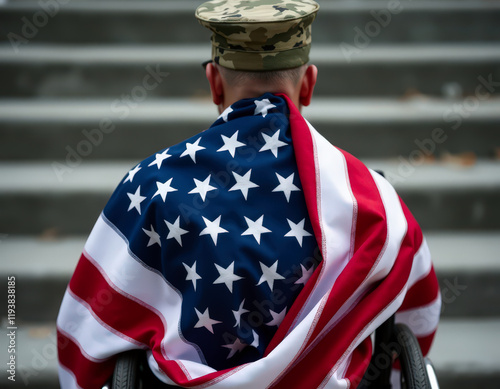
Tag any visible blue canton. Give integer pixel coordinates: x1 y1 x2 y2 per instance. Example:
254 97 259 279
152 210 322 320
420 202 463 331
103 93 320 370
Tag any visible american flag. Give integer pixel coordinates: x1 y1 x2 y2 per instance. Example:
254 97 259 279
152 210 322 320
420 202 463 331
57 94 441 389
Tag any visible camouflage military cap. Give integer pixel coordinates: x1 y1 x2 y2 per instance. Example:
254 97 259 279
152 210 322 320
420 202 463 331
195 0 319 71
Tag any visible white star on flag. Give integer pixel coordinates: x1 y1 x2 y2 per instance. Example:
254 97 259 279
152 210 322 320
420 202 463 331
254 98 276 118
222 337 247 359
295 264 315 285
241 215 271 244
266 307 287 327
200 215 228 245
124 164 141 184
273 173 300 202
219 106 233 122
148 149 171 169
260 130 287 158
229 169 259 200
257 260 285 291
189 175 217 201
183 261 202 291
181 137 205 163
127 186 146 215
152 178 177 202
217 131 246 157
164 216 189 246
142 225 161 247
214 262 243 293
250 330 260 348
232 300 249 328
285 218 313 247
194 308 222 334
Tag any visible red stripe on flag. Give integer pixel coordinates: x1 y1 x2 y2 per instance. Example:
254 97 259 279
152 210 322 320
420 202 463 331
68 253 236 387
309 148 388 342
270 151 391 387
267 98 393 386
398 198 424 264
271 153 426 388
396 198 440 357
344 337 373 388
271 216 417 388
399 267 440 311
266 94 324 354
57 329 115 389
416 332 436 357
69 253 166 351
279 93 322 252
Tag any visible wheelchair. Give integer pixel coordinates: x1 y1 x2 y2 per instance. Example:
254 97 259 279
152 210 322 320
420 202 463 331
104 315 439 389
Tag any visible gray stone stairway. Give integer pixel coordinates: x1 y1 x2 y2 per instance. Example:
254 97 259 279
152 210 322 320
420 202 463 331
0 0 499 388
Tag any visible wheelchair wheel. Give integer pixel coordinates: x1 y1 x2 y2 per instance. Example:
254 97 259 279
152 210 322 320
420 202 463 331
112 350 141 389
394 323 431 389
109 350 180 389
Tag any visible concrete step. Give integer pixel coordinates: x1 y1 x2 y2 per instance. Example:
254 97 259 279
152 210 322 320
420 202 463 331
426 232 500 318
2 1 500 45
1 97 499 161
0 159 500 233
0 323 58 388
0 319 498 389
0 232 498 322
427 318 500 389
1 43 499 98
365 159 500 231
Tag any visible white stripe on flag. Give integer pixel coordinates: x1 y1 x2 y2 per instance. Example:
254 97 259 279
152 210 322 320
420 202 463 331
406 238 433 288
306 162 411 382
395 296 441 337
84 214 204 365
57 290 142 361
369 168 409 281
320 355 350 389
324 168 411 342
81 215 332 387
313 155 409 343
294 122 356 325
58 365 82 389
204 296 325 388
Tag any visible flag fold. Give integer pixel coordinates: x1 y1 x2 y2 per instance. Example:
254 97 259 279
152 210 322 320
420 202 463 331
57 93 440 389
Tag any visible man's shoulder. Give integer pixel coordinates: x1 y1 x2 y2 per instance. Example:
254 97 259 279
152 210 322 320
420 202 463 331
304 121 399 205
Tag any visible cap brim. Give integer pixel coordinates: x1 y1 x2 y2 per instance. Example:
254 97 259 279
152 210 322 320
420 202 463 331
202 59 213 69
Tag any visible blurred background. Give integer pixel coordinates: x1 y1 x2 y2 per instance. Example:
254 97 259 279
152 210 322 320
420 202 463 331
0 0 499 387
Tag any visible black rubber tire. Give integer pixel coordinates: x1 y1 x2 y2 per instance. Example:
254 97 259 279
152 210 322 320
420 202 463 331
112 351 141 389
394 323 431 389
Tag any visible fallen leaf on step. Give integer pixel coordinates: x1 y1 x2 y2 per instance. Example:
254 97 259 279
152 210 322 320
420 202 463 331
441 151 477 167
28 325 53 339
39 228 60 241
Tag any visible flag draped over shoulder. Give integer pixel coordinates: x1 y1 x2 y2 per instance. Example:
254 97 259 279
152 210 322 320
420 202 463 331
57 93 440 389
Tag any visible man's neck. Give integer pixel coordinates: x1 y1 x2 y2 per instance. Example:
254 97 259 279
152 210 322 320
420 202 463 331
219 85 302 114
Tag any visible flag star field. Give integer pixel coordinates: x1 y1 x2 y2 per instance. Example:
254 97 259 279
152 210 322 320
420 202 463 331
102 94 320 370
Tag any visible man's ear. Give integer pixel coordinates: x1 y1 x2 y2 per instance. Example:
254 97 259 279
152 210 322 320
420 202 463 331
206 62 224 106
299 64 318 107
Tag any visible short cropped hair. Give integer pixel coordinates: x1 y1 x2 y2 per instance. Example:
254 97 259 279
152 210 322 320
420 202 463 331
217 64 307 87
